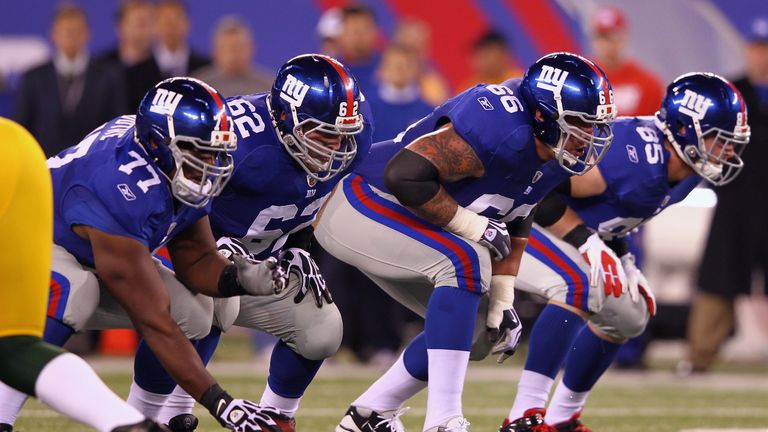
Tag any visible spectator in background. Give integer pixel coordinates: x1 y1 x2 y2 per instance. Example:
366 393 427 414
457 29 522 92
369 44 434 142
96 0 155 111
193 16 272 97
391 19 451 106
681 17 768 375
14 3 127 156
317 7 343 57
336 4 380 94
97 0 154 67
590 6 663 116
126 0 210 108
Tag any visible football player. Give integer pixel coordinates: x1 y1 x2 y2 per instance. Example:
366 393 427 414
501 72 750 432
313 52 618 432
0 78 288 432
0 117 168 432
125 54 373 432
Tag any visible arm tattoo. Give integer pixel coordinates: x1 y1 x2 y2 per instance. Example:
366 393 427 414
408 186 458 227
404 125 485 226
407 125 484 182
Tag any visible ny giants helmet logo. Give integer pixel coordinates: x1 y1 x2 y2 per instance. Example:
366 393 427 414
535 66 569 93
149 89 183 115
280 74 311 107
679 89 712 121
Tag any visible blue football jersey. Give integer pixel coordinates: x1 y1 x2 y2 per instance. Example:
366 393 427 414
210 93 374 259
49 115 210 267
567 116 701 239
355 79 571 224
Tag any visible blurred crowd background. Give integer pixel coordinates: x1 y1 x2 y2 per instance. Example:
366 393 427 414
1 0 767 373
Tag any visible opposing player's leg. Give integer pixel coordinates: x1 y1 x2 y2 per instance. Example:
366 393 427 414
0 118 164 432
316 176 491 431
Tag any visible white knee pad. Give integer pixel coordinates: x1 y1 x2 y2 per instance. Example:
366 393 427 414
212 297 241 332
590 295 650 340
291 302 343 361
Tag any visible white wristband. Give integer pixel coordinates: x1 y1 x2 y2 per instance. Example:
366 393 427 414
444 206 488 242
489 274 516 307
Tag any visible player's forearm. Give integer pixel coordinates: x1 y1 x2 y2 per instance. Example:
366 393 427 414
408 186 460 227
175 249 230 297
137 317 217 400
491 237 527 276
546 207 585 239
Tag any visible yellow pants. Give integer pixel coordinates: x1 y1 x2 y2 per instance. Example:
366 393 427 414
0 118 53 338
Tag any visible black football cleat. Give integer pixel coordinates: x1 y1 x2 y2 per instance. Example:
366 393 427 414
336 405 407 432
166 414 199 432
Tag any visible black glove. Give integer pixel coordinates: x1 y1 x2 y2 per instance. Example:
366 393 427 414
279 247 332 307
201 385 279 432
488 308 523 364
478 219 512 262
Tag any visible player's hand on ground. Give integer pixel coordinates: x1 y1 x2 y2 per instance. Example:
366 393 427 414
488 307 523 364
214 397 278 432
621 253 656 316
578 233 627 297
478 219 512 261
279 247 333 307
232 255 287 296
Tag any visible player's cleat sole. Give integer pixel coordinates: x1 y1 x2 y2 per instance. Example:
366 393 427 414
166 414 198 432
336 405 407 432
500 408 553 432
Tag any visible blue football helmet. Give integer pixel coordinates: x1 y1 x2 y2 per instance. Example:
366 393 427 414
655 72 750 186
520 52 617 175
267 54 365 182
135 77 237 208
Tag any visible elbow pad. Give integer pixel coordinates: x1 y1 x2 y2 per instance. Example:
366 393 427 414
534 189 567 227
384 149 441 207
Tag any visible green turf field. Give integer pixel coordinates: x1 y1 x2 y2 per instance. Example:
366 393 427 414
12 359 768 432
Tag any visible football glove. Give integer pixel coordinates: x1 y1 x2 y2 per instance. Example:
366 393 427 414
232 254 287 296
217 237 253 262
478 219 512 262
489 308 523 364
279 247 332 307
215 398 279 432
621 253 656 316
578 233 627 298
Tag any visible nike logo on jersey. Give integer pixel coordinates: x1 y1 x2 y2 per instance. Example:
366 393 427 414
149 89 183 115
280 74 310 106
679 89 712 121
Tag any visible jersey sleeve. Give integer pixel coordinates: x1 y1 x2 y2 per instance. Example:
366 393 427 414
60 185 152 247
440 84 532 163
